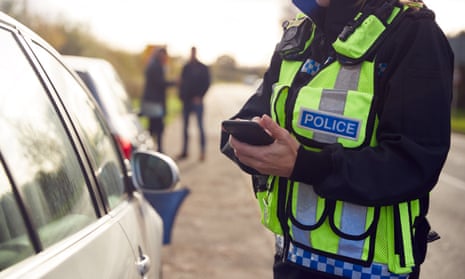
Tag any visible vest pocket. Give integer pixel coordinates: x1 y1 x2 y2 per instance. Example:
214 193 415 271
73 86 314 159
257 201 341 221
287 182 378 265
328 200 379 240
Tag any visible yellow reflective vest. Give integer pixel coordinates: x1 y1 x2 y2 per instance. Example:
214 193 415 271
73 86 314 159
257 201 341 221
257 4 422 276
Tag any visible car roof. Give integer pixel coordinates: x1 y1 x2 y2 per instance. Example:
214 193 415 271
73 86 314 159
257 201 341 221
62 55 113 72
0 11 62 61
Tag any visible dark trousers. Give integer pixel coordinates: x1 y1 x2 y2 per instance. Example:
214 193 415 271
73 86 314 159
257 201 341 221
149 117 164 153
273 254 420 279
273 255 339 279
181 102 205 155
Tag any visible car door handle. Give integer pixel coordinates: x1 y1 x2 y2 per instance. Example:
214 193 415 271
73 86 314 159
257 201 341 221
136 247 151 277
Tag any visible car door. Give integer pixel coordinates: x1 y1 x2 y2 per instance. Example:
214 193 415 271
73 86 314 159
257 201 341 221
0 15 152 278
114 192 163 278
28 33 163 278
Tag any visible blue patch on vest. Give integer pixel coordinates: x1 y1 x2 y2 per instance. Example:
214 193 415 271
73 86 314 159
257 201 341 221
298 109 361 140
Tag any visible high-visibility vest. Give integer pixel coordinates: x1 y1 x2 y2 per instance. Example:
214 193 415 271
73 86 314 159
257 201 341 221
256 3 424 275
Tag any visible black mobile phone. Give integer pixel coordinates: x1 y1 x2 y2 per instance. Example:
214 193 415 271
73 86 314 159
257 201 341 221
222 120 274 146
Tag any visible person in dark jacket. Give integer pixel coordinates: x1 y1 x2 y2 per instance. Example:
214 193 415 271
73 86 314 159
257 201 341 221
220 0 453 278
177 46 211 161
141 48 175 153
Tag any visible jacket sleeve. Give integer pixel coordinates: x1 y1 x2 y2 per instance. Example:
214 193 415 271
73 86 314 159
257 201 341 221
290 11 454 206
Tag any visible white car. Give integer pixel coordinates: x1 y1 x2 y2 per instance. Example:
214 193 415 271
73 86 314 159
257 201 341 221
62 55 156 160
0 11 177 278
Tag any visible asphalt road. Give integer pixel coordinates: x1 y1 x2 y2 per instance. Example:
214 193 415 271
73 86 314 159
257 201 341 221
161 83 274 279
160 83 465 278
422 133 465 278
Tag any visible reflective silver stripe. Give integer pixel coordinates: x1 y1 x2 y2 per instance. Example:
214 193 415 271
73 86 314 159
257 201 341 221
334 65 361 90
314 89 348 143
292 64 371 261
338 202 368 259
292 183 318 247
329 65 366 259
313 65 362 143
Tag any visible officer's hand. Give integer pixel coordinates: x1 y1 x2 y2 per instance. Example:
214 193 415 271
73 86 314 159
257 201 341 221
229 114 300 177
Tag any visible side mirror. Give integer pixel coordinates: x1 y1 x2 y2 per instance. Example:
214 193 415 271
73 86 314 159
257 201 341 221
130 151 180 191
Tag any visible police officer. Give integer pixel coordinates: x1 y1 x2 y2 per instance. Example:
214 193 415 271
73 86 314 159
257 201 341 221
220 0 453 278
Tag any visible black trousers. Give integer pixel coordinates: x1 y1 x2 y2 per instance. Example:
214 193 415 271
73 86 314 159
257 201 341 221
273 254 420 279
273 255 340 279
149 117 164 152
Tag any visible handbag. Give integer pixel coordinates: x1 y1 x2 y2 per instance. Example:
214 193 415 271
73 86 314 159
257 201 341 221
141 101 164 118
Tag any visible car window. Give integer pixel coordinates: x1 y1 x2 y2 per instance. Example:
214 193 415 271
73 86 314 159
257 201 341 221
31 44 127 210
0 165 35 270
0 27 97 265
76 64 131 119
74 71 106 114
98 63 134 114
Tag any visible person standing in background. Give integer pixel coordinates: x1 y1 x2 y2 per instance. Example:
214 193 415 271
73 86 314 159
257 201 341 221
177 46 211 161
141 47 175 153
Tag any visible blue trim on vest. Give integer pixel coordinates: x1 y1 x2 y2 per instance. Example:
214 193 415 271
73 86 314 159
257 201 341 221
298 109 361 140
301 58 321 76
286 242 409 279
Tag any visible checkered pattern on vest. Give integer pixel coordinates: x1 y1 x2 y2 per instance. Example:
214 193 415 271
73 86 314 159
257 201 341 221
287 242 410 279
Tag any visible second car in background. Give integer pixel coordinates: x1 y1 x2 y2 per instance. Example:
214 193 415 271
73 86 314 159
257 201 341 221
63 55 155 159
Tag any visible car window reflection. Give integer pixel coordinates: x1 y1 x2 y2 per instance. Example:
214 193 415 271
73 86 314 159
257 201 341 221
31 43 127 210
0 28 97 256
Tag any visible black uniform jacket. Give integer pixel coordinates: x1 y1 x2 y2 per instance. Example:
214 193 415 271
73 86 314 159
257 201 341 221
142 56 173 108
179 60 211 103
220 1 454 208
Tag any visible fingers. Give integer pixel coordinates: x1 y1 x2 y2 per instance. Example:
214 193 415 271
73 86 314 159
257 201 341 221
261 114 300 154
229 136 265 169
227 114 300 177
260 115 286 139
229 135 266 159
229 135 257 157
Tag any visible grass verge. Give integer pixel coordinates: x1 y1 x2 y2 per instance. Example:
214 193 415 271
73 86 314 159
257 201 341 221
451 110 465 134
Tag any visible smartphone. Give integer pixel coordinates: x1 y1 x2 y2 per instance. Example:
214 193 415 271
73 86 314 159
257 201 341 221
222 120 274 146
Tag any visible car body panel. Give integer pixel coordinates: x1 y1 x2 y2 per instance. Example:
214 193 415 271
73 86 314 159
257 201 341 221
0 215 138 278
0 11 167 278
115 194 164 278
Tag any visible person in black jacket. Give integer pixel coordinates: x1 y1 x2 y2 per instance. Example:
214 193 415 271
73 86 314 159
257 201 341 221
220 0 453 278
177 46 211 161
141 48 175 153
